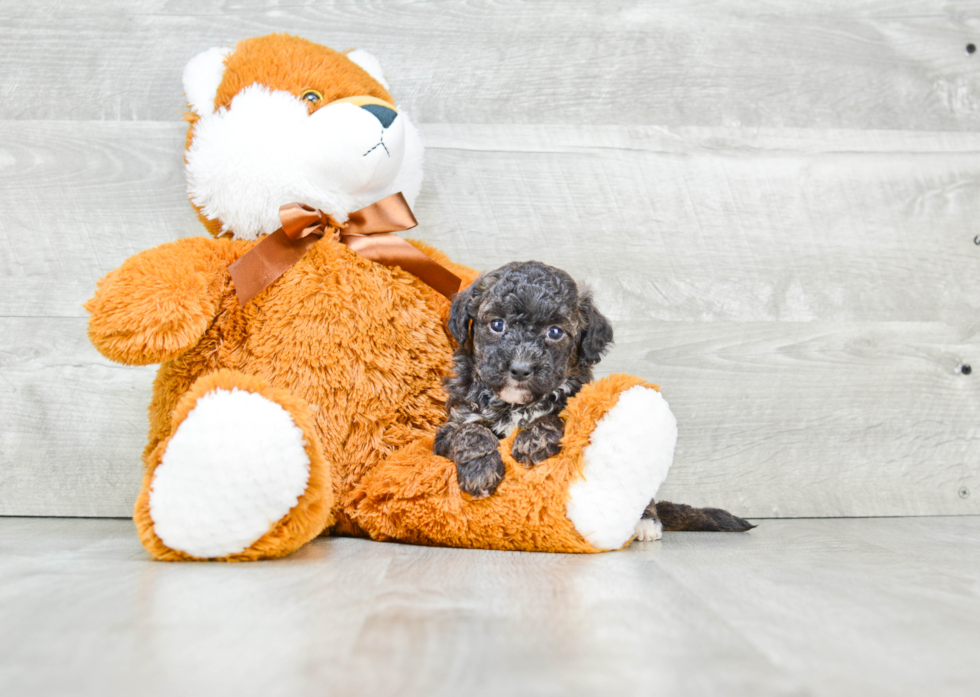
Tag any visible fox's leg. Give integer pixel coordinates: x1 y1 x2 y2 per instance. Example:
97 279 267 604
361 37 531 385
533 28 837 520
347 375 678 553
134 370 334 561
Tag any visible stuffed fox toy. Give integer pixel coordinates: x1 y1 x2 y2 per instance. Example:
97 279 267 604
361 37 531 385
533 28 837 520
86 34 723 561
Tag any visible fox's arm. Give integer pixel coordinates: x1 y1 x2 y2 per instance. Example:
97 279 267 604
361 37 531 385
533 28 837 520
85 237 239 365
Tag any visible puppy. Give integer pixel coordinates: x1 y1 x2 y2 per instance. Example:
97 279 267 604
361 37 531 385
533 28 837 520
434 261 612 498
433 260 757 537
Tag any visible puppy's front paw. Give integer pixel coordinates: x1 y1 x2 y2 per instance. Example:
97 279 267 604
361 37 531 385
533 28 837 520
457 451 505 499
512 414 564 466
446 422 505 498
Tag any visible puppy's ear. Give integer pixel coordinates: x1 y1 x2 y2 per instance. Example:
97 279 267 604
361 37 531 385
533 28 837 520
448 282 480 347
577 293 614 366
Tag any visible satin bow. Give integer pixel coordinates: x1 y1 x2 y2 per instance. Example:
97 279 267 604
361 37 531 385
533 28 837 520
227 192 461 306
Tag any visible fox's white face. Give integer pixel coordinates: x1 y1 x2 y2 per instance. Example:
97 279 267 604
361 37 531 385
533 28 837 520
182 46 423 240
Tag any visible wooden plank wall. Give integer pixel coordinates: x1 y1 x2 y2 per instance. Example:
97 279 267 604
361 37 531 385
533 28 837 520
1 0 978 518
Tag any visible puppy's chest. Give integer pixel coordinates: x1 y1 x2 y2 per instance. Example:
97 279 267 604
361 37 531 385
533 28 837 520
467 399 557 438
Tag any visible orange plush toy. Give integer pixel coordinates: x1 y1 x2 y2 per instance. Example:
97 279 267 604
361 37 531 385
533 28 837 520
85 34 680 561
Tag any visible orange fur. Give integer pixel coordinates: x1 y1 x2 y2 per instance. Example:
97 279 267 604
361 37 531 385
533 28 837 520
87 34 661 560
134 369 335 561
85 237 234 365
215 34 393 116
346 374 660 553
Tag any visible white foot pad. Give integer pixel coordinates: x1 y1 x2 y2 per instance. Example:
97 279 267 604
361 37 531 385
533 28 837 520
149 388 311 558
566 386 677 550
634 517 663 541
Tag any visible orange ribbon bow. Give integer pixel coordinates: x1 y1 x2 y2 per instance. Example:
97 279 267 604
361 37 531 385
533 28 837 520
227 192 461 306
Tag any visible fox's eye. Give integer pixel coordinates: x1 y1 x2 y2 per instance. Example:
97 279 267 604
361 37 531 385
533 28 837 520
301 89 322 105
489 319 506 333
547 326 565 340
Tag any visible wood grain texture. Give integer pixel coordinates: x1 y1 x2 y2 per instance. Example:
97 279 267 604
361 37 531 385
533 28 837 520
0 319 153 517
2 317 976 517
1 1 979 129
639 517 980 697
416 125 980 324
2 517 979 696
329 539 799 697
4 121 980 321
0 121 198 318
606 321 980 517
2 1 978 519
2 121 979 516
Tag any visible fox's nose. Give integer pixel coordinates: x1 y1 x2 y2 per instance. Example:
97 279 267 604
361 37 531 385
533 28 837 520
509 362 533 381
361 103 398 128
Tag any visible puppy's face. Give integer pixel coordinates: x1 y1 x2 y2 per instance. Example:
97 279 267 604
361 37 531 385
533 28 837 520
449 261 613 405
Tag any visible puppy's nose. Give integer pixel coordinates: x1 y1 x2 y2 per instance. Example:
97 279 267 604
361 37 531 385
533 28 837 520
360 103 398 128
509 362 533 381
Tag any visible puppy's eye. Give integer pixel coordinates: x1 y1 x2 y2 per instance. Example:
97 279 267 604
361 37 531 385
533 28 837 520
489 319 506 333
301 89 322 105
547 326 565 341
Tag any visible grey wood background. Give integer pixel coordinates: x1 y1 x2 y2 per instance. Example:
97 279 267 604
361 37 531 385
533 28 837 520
1 0 978 518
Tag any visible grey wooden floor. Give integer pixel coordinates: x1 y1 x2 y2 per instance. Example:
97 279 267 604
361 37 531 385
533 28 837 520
0 516 977 697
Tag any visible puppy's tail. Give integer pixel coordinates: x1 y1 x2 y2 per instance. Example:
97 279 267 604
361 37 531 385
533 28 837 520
655 501 756 532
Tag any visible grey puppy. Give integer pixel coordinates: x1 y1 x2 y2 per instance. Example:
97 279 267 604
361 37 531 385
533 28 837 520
434 260 755 537
434 261 609 497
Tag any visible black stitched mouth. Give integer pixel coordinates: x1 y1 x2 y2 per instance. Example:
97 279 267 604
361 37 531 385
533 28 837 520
363 135 390 158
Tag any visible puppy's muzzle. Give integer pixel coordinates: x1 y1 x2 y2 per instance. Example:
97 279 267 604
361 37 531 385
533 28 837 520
497 360 536 404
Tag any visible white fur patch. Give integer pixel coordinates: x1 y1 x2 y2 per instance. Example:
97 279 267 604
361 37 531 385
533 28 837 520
183 46 233 116
498 385 532 405
566 386 677 550
186 84 424 239
634 517 663 542
346 49 390 90
148 388 311 558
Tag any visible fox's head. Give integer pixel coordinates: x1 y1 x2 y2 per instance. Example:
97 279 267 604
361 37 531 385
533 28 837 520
182 34 422 240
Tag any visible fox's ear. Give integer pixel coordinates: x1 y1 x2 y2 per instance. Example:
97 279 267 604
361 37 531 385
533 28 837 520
183 46 234 116
345 49 390 90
